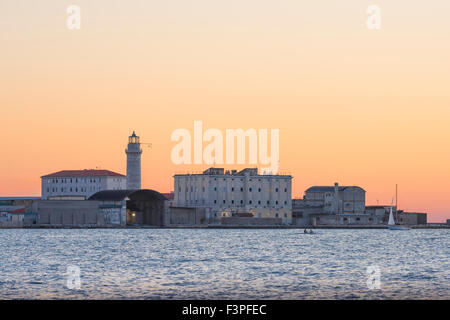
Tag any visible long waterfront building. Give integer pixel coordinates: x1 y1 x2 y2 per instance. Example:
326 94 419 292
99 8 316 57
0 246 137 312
174 167 292 224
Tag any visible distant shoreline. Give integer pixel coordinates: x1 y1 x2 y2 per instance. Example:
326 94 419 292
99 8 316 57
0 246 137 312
1 225 449 230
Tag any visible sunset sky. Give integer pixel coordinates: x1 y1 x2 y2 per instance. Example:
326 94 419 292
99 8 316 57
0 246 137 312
1 1 449 221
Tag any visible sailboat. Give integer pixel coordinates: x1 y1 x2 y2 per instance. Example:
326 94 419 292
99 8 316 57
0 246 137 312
388 206 410 230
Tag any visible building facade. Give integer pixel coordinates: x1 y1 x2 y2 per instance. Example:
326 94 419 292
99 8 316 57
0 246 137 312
174 167 292 224
304 183 365 214
397 211 427 225
125 131 142 190
41 170 126 200
32 190 169 227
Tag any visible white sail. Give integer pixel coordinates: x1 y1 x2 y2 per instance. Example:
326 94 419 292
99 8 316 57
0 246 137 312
388 206 395 225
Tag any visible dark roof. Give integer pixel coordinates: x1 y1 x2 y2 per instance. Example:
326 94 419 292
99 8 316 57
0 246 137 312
88 189 167 202
161 192 174 200
41 170 125 178
305 186 365 192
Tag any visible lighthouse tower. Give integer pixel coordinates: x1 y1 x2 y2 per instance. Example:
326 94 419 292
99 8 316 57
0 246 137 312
125 131 142 190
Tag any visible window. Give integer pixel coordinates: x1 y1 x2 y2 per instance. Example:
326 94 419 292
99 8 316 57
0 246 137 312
231 200 234 204
214 187 217 191
240 187 243 192
275 188 279 192
223 200 226 204
258 188 261 192
249 200 252 204
258 200 261 205
275 201 278 205
249 188 252 192
231 187 234 191
240 200 243 204
267 200 270 205
284 188 287 192
214 200 217 204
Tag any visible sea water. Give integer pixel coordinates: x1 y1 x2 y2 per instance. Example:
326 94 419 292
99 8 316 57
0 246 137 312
0 228 448 299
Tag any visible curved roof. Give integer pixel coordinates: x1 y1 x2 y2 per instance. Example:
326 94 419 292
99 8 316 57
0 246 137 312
88 189 168 201
306 186 365 192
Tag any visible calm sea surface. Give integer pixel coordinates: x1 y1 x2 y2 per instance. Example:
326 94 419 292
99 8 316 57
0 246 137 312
0 229 448 299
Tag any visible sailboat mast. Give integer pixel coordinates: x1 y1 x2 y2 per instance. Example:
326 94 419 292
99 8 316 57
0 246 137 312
395 184 398 222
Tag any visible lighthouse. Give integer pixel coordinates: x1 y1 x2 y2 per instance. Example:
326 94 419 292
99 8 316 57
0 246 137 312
125 131 142 190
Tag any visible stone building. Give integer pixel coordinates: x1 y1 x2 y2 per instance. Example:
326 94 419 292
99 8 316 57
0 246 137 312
304 183 365 214
293 183 373 227
291 199 324 226
397 211 427 225
168 207 208 225
41 169 126 200
174 167 292 224
32 200 103 227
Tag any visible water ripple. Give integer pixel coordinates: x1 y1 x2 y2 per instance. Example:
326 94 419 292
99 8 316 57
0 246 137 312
0 229 448 299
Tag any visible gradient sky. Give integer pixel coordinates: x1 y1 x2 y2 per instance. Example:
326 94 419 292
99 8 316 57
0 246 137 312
1 1 449 221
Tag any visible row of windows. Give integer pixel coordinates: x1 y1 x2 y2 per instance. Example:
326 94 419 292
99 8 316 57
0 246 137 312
47 178 100 184
46 186 101 193
180 177 287 182
179 186 288 193
212 199 288 205
182 199 289 206
217 212 289 218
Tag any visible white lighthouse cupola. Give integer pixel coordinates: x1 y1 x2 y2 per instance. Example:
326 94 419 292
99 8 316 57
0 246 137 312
125 131 142 190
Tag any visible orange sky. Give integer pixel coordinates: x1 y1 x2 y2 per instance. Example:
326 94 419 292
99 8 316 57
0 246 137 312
1 1 449 222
